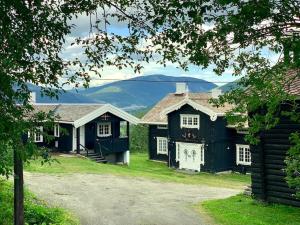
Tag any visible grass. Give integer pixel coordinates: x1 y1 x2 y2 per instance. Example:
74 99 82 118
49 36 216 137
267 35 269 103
25 153 250 189
199 194 300 225
0 179 79 225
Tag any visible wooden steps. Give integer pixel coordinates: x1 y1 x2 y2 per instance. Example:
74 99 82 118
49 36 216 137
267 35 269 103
80 150 107 164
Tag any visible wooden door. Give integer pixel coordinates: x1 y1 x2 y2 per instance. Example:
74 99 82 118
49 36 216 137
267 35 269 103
177 142 203 172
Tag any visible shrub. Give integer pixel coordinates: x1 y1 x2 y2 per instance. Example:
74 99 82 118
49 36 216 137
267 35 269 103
0 179 79 225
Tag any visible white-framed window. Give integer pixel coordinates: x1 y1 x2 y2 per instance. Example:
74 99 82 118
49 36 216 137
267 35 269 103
119 121 128 138
180 114 200 129
236 144 251 165
157 137 168 155
28 126 43 143
157 125 168 129
97 122 111 137
54 124 60 137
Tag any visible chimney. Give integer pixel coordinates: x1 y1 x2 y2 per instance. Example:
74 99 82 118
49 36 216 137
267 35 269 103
29 92 36 104
175 83 187 95
211 88 222 99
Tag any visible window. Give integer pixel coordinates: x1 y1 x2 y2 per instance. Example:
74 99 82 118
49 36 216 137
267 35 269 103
236 144 251 165
180 114 200 129
97 122 111 137
157 137 168 155
54 124 60 137
28 126 43 143
157 125 168 129
120 121 128 138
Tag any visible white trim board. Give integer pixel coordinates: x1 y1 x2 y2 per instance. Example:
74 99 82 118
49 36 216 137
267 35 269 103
161 98 225 121
140 121 168 125
73 104 140 128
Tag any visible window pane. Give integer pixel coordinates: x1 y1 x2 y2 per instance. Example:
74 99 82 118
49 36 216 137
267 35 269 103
239 147 244 162
99 125 104 134
245 147 251 162
183 117 187 125
163 140 167 152
193 117 198 125
188 117 193 125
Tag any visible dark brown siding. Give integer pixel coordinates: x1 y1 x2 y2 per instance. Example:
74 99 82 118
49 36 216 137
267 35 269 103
148 125 169 161
252 117 300 207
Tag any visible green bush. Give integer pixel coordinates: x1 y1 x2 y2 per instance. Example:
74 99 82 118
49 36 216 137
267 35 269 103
0 179 79 225
130 124 148 153
130 109 149 153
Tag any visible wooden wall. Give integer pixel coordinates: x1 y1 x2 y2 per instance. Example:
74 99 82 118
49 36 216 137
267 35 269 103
252 116 300 207
167 104 238 172
148 125 169 161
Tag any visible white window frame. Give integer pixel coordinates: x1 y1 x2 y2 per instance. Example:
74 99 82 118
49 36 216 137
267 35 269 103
236 144 251 165
97 122 112 137
28 126 43 143
157 125 168 129
157 137 168 155
180 114 200 129
54 124 60 137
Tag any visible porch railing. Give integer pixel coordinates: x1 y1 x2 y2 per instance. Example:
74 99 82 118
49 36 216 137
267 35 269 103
95 137 129 155
79 144 93 157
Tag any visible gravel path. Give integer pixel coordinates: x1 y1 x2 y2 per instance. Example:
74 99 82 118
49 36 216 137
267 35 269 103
24 172 241 225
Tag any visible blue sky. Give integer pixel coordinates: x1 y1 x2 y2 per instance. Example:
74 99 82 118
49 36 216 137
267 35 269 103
62 12 279 88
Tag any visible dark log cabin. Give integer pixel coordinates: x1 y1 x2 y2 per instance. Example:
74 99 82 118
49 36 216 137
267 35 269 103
142 83 250 173
251 69 300 206
28 103 140 164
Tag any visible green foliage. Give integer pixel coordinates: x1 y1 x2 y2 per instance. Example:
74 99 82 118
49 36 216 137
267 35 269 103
129 109 149 153
285 132 300 198
130 125 149 153
2 0 300 204
0 179 79 225
200 194 300 225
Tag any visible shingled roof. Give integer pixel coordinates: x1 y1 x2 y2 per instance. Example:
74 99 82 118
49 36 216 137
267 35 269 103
32 104 140 128
141 93 234 124
283 69 300 96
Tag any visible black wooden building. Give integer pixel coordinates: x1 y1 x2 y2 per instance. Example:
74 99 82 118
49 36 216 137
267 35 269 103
142 83 250 173
251 70 300 206
28 103 140 164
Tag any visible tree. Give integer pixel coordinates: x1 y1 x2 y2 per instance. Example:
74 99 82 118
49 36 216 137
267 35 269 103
77 0 300 195
1 1 300 224
93 0 299 197
0 1 125 224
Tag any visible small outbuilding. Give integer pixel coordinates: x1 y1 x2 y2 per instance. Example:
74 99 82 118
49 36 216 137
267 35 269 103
28 103 140 164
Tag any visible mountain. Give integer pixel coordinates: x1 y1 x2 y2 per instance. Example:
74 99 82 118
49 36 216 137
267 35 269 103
217 79 240 93
26 83 97 103
74 74 217 110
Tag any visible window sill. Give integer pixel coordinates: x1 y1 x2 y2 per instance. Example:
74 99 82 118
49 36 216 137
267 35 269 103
181 126 199 129
157 152 168 155
98 134 112 137
236 162 251 166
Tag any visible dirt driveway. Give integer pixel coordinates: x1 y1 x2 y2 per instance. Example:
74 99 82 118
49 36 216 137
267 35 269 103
24 172 241 225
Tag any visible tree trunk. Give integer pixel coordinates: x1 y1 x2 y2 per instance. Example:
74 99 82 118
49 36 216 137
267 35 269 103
14 148 24 225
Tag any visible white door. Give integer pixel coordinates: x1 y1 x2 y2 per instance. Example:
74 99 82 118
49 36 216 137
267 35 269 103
79 125 85 149
176 142 204 172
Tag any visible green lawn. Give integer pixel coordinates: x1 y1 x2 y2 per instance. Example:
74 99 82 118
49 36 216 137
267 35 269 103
0 179 79 225
25 153 250 189
199 194 300 225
